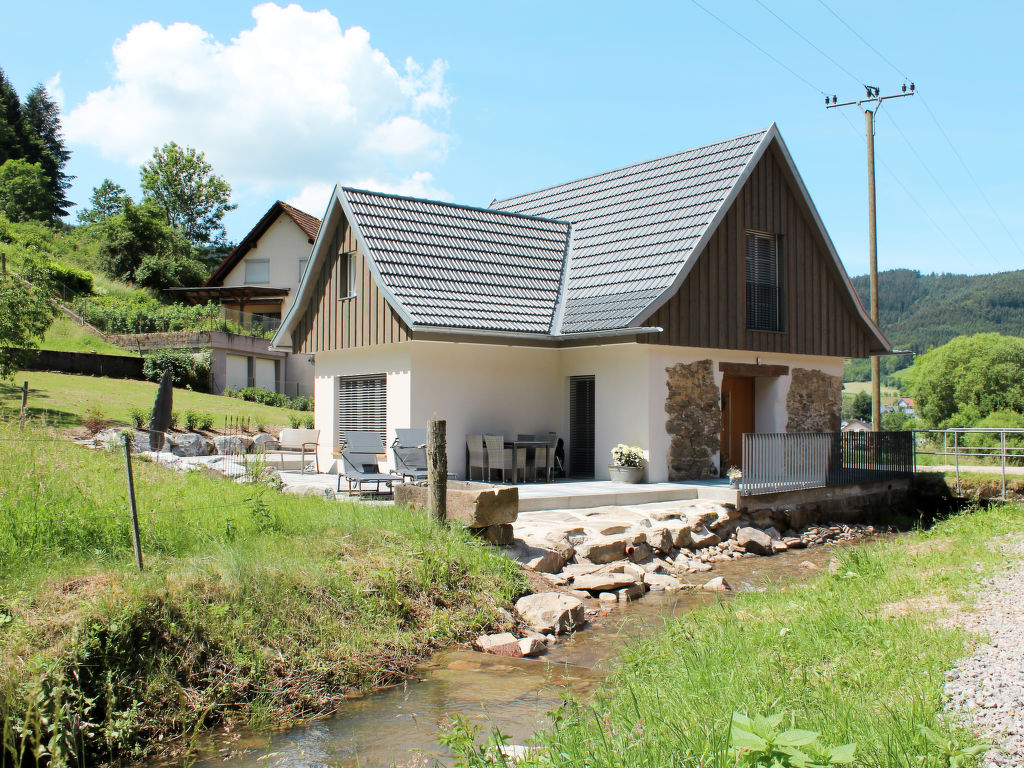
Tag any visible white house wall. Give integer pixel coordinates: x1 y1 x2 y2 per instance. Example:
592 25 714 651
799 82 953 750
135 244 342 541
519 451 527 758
221 216 310 317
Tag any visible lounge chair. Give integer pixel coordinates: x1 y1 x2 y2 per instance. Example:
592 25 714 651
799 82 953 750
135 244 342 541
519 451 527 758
337 430 402 497
392 428 428 481
264 428 320 474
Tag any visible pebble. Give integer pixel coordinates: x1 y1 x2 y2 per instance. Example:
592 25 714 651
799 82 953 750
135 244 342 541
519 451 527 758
945 538 1024 766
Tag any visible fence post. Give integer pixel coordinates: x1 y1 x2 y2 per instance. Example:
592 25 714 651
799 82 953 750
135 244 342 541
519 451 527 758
19 381 28 427
123 434 144 571
1001 429 1007 500
427 418 447 522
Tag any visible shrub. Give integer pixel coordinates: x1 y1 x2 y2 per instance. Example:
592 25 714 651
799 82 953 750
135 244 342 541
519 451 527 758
82 407 108 435
128 407 149 428
254 416 266 432
72 295 220 335
287 413 303 429
197 411 214 430
183 409 201 431
44 261 93 295
224 386 312 411
301 413 314 429
168 411 180 430
142 349 211 391
291 395 312 412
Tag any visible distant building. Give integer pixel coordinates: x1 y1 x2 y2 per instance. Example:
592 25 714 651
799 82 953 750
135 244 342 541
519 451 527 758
895 397 916 417
842 420 871 433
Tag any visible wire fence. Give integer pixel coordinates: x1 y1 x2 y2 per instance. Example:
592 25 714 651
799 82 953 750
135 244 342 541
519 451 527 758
913 428 1024 498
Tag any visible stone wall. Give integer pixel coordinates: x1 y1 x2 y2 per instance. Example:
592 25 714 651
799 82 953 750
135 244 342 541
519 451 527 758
786 368 842 433
665 359 722 480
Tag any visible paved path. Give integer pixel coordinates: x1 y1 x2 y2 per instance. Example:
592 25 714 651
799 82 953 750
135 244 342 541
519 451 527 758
946 538 1024 766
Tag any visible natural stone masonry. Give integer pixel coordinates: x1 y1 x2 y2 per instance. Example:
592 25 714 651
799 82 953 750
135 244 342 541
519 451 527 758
786 368 842 433
945 538 1024 767
665 359 722 480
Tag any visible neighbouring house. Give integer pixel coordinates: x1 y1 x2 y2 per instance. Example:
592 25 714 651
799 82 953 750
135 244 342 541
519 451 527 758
271 124 890 481
173 201 322 396
842 420 872 433
896 397 916 417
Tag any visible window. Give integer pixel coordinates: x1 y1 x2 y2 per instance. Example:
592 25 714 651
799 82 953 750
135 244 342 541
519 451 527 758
298 257 309 281
338 251 355 300
337 373 386 446
245 258 270 284
745 231 780 331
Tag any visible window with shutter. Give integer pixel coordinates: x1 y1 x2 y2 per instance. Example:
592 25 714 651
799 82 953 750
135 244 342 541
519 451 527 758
568 375 596 478
336 374 387 446
244 258 270 284
745 232 780 331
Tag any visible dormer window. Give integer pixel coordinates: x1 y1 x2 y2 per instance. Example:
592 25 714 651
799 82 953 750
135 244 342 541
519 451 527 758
745 231 780 331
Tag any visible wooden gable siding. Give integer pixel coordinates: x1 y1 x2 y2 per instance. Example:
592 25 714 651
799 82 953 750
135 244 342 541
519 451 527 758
641 141 876 358
292 216 409 354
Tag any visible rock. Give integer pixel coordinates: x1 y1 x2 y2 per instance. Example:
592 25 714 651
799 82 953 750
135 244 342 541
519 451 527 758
598 523 629 535
251 432 277 450
539 572 568 587
644 573 684 592
509 542 565 574
575 535 629 564
708 505 740 532
647 527 674 554
649 509 682 521
517 637 547 657
598 592 618 603
702 576 732 592
784 537 807 549
689 526 721 550
475 633 523 656
131 429 160 453
764 526 783 540
640 557 672 574
827 558 841 574
736 527 774 556
480 524 515 547
689 562 713 573
213 434 252 455
622 562 647 581
684 510 719 528
572 572 637 592
516 593 585 634
616 583 645 601
661 520 694 548
627 542 654 563
539 534 575 562
567 589 590 600
799 560 819 570
773 540 789 552
168 432 210 457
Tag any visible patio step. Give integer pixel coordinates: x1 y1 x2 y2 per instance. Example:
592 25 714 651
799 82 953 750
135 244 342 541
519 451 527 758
517 484 699 512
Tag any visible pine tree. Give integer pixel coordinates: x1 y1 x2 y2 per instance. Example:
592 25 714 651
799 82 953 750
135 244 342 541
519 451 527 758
0 67 28 165
23 84 73 217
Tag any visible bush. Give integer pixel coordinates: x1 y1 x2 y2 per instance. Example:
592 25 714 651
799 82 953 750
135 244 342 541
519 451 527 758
72 295 220 335
287 413 302 429
183 409 214 431
168 411 180 430
225 386 312 411
43 261 93 295
291 395 312 412
302 413 314 429
128 407 149 428
142 349 211 391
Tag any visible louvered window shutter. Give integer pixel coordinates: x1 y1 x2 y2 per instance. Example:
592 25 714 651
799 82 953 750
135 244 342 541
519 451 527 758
337 374 387 446
568 375 596 478
745 232 780 331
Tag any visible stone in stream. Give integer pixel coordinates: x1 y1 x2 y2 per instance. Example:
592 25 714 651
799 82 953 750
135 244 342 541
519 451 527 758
517 637 546 657
515 593 585 634
799 560 819 570
689 526 721 550
575 534 630 564
508 541 566 574
736 526 774 556
644 573 684 592
598 592 618 603
646 527 674 554
572 572 637 592
661 520 694 548
616 583 645 601
702 576 732 592
475 633 523 657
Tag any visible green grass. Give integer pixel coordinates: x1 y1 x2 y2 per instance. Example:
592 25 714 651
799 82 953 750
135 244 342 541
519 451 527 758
0 420 525 765
0 370 302 428
38 316 135 356
842 380 900 406
475 504 1024 768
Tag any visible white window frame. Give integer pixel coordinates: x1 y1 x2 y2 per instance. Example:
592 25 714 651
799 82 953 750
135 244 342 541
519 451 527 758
336 373 387 447
339 250 357 301
244 258 270 284
298 257 309 281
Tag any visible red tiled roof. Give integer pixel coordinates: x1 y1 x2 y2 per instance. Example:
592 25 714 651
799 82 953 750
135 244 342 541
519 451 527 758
279 201 321 240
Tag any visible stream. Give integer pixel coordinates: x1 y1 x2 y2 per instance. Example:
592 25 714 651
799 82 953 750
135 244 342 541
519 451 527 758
186 545 840 767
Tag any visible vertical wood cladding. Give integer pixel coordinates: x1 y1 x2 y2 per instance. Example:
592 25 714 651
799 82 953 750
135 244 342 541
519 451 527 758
292 216 410 353
642 141 879 357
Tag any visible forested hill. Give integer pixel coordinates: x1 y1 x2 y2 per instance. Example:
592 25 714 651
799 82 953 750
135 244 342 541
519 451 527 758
850 268 1024 353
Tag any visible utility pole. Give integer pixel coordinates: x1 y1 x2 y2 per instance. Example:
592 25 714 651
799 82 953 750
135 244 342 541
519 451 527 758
827 83 915 431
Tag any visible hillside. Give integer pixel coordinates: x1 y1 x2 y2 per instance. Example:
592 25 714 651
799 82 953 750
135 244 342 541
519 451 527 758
851 268 1024 353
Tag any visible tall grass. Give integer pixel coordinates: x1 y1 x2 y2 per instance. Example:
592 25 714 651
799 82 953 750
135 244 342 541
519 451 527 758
466 504 1024 768
0 421 525 765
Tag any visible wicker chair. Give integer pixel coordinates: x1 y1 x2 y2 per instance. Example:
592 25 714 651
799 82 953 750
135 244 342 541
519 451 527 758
484 434 526 483
467 434 487 481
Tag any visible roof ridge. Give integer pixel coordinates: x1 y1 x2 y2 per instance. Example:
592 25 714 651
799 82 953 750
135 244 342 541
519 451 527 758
492 127 769 209
341 186 572 227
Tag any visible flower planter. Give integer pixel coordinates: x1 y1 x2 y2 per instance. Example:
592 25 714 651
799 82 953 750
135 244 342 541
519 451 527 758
609 465 646 484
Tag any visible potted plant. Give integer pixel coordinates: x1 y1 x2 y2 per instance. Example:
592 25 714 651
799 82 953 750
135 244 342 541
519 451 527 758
726 466 742 489
609 444 647 483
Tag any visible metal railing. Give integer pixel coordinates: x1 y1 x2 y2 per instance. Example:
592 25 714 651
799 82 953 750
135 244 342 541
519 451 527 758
913 428 1024 498
741 431 914 496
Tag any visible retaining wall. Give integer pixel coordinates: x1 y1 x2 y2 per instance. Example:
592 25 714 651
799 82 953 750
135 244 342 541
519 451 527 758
22 349 145 379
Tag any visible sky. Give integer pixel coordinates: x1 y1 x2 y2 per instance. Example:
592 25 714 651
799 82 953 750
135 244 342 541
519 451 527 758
3 1 1022 278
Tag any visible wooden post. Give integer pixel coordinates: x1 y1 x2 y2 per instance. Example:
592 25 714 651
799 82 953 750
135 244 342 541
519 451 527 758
427 418 447 522
19 381 28 427
123 434 144 571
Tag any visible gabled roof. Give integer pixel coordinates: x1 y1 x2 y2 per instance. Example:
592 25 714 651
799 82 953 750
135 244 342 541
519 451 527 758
205 200 321 287
342 189 570 333
492 128 769 333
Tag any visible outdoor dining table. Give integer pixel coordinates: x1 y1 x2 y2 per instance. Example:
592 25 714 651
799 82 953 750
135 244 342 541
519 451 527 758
505 439 551 482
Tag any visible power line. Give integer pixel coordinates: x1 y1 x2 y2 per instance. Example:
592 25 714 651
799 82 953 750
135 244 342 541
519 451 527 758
689 0 827 95
750 0 863 87
814 0 911 81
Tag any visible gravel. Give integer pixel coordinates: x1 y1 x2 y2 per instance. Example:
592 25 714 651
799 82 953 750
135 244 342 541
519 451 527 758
945 538 1024 767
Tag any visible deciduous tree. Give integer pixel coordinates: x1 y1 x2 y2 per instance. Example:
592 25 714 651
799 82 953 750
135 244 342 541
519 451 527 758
0 264 57 379
0 159 54 223
77 179 132 224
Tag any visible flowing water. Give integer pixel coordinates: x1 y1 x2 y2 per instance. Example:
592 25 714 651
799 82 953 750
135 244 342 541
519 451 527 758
186 546 839 768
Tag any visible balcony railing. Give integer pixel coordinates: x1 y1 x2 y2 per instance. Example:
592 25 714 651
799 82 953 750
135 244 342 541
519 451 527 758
741 431 914 496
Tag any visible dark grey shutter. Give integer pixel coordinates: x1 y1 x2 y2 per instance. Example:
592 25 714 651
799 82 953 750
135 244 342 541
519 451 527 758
745 232 779 331
568 375 595 478
337 374 387 445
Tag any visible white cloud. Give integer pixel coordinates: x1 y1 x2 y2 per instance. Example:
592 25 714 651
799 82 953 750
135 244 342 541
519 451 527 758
285 182 333 217
285 171 451 217
65 3 451 195
44 73 65 109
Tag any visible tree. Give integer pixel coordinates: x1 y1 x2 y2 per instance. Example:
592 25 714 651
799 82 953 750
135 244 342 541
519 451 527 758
910 333 1024 428
23 84 73 217
0 265 57 380
0 67 29 166
140 142 236 246
77 179 132 225
850 391 872 422
0 159 54 222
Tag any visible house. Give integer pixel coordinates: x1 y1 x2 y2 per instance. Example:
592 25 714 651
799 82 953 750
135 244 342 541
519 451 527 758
896 397 916 417
271 124 890 481
173 201 322 396
842 420 871 433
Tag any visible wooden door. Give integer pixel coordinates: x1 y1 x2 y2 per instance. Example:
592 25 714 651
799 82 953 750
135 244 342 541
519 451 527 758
720 375 754 473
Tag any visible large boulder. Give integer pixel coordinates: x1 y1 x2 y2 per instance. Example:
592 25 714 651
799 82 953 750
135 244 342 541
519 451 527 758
515 593 585 634
213 434 252 455
575 534 629 564
571 572 638 592
169 432 210 457
646 527 675 554
707 505 740 532
661 519 693 548
508 541 566 574
689 526 721 550
736 526 774 555
394 481 518 527
251 432 277 450
684 508 720 528
475 633 523 657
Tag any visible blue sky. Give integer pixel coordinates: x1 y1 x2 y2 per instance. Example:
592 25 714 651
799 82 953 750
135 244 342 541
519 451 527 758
3 1 1021 277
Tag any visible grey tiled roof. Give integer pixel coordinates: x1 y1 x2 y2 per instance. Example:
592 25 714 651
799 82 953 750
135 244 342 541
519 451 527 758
492 129 768 333
343 189 570 333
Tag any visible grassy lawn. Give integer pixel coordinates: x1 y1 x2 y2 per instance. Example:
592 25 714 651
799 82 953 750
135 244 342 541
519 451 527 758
0 420 525 765
0 370 303 429
464 504 1024 768
39 316 135 356
842 380 900 405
